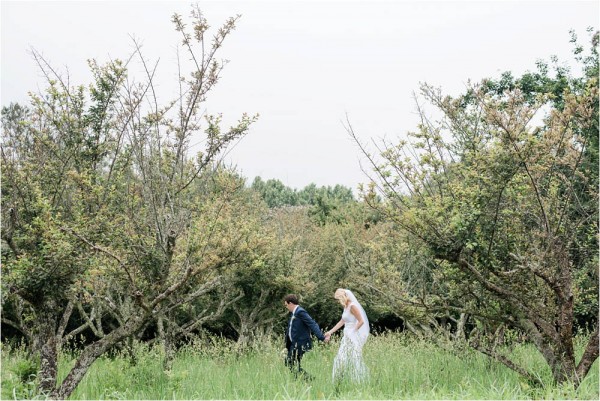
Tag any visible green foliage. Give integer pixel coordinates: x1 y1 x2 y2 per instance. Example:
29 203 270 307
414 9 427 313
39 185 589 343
12 357 38 384
251 177 300 207
250 177 355 209
0 344 39 400
452 30 599 331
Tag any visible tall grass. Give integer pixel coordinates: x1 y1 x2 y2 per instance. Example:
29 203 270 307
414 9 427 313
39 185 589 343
2 332 598 400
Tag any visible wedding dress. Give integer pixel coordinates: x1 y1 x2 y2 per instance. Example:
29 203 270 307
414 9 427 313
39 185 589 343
332 290 369 383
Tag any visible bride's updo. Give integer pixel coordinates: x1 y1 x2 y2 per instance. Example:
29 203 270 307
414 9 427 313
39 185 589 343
334 288 349 307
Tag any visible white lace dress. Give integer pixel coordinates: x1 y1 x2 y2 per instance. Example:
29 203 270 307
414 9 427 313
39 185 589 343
332 302 369 383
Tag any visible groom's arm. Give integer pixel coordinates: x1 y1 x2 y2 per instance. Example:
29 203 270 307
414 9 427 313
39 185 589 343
296 309 325 341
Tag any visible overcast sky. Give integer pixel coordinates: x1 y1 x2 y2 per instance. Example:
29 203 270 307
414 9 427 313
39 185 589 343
2 1 598 191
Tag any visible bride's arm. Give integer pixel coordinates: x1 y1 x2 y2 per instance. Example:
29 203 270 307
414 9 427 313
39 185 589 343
349 304 364 332
325 319 345 337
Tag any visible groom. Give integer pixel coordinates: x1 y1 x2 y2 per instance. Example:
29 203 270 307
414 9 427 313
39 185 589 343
283 294 329 379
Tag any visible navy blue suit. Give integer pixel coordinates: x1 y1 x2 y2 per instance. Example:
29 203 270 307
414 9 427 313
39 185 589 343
285 305 325 378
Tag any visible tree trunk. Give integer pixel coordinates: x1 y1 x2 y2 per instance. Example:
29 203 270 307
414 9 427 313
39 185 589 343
575 324 599 386
549 350 577 384
523 316 596 388
38 331 58 394
455 313 468 341
157 315 176 371
530 245 589 387
50 314 146 399
235 318 250 348
37 304 59 395
402 319 424 338
554 245 577 384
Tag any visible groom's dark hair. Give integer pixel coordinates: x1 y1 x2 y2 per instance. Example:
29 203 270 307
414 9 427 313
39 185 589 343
284 294 299 305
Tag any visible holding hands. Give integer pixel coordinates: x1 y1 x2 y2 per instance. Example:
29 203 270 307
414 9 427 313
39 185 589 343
324 330 335 343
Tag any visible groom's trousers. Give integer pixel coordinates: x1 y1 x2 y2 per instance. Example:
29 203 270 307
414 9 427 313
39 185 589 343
285 343 312 379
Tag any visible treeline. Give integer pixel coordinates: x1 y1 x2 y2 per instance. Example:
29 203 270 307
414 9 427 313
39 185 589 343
0 7 597 398
250 177 354 208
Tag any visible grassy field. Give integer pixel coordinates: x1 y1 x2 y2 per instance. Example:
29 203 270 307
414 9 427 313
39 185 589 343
1 332 598 400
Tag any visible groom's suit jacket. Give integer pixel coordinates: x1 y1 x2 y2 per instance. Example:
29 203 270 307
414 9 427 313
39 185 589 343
286 306 325 351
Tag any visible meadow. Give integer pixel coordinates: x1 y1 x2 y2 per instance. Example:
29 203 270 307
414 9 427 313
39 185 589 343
2 332 598 400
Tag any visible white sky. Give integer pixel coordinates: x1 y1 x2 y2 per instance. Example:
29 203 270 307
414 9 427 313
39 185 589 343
2 1 598 192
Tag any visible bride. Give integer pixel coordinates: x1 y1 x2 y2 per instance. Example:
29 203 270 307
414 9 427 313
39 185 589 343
324 288 369 383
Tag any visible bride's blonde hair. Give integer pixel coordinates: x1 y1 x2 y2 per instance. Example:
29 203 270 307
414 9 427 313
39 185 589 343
334 288 349 306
